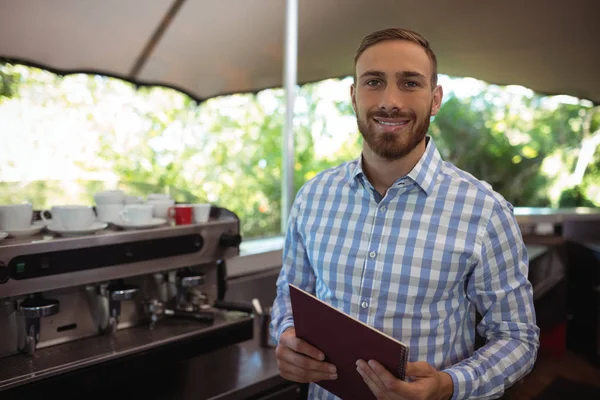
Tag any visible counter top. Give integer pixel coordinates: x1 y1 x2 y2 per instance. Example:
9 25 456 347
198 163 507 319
528 245 549 262
1 317 288 400
514 207 600 224
189 322 288 400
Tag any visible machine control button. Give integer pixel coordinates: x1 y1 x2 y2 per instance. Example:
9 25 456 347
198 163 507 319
219 233 242 248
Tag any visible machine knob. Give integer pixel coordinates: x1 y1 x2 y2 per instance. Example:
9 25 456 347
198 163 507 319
107 284 139 301
0 261 9 284
219 233 242 248
20 297 60 318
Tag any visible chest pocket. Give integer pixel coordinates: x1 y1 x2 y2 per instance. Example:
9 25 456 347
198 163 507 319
379 217 477 310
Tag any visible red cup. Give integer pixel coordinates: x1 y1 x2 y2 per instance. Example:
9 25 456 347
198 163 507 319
168 205 193 225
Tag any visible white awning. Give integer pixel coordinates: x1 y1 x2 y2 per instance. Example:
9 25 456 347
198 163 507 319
1 0 598 103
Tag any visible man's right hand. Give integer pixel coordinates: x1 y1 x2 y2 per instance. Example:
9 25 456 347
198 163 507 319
275 327 338 383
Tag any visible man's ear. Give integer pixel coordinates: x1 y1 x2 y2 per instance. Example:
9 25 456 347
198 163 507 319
430 85 443 116
350 83 357 114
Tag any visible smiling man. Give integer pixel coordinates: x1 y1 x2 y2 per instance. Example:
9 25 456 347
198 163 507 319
270 28 539 400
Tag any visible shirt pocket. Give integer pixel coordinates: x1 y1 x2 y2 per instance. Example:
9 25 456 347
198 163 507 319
396 236 475 308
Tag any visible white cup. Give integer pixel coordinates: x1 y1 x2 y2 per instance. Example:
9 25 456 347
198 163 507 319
147 193 171 201
0 203 33 230
49 205 96 230
192 203 211 223
119 204 153 226
124 195 144 205
146 199 175 219
95 204 124 223
94 190 125 205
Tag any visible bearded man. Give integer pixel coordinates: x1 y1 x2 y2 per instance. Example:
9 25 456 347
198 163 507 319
270 28 539 400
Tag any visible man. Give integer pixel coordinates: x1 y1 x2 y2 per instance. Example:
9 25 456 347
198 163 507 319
270 28 539 400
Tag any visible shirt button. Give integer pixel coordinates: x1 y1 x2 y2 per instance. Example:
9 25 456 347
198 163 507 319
369 251 376 258
361 301 369 309
380 206 387 213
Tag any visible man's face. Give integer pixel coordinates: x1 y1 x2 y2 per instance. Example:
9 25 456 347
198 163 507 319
351 40 443 160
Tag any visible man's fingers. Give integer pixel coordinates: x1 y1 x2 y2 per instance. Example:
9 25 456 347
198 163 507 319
279 362 338 383
366 359 417 396
287 348 337 373
367 360 403 390
356 360 386 398
356 360 387 390
279 330 325 361
276 345 336 374
276 328 337 384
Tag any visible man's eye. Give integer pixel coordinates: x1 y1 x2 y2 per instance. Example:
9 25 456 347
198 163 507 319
404 81 419 88
366 80 381 86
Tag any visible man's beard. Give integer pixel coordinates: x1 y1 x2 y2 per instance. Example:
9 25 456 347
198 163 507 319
357 105 432 160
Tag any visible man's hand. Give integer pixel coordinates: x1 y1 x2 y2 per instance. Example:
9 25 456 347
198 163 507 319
275 327 338 383
356 359 454 400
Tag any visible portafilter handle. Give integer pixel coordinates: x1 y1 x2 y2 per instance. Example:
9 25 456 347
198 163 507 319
106 284 139 334
179 274 205 288
108 284 139 301
19 297 60 356
176 271 205 307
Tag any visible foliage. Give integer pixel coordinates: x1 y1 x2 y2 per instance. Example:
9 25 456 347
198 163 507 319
430 90 592 207
0 65 22 101
1 62 599 239
557 185 597 207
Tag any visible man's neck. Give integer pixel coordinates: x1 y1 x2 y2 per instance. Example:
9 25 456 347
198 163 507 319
361 139 427 197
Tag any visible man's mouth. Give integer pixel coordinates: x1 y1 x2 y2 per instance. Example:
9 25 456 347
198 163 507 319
372 117 410 131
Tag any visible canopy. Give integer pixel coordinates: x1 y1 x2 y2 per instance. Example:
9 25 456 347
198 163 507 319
1 0 598 103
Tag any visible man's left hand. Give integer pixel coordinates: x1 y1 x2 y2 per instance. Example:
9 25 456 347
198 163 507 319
355 359 453 400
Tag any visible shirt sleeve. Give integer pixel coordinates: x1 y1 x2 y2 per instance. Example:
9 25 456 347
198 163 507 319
269 189 316 343
442 202 540 399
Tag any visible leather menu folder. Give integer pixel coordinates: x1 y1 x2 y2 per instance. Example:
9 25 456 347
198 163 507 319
289 284 409 400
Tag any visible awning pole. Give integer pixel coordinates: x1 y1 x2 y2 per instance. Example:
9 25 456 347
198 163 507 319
282 0 298 233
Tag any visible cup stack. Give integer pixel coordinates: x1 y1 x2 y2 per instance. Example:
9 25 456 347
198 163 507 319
145 193 175 219
94 190 125 224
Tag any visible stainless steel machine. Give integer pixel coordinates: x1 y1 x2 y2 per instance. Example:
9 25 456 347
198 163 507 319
0 206 254 397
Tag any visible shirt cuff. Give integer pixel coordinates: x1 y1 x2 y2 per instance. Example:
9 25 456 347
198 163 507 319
441 367 467 400
274 318 295 343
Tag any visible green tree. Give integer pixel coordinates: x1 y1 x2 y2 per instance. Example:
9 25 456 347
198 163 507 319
1 62 598 239
430 89 591 207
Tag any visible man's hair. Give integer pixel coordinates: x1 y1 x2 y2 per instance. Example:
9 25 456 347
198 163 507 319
354 28 438 88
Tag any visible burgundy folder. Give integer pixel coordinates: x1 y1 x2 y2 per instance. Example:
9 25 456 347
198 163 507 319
289 284 409 400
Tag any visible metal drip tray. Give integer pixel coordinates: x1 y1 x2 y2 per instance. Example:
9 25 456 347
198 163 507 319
0 312 253 391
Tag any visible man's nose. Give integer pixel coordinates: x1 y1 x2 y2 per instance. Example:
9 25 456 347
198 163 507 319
378 86 404 112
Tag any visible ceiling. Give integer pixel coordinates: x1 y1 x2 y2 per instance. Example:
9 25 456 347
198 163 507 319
1 0 598 103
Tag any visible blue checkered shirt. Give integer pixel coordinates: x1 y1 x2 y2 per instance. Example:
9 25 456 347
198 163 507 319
270 136 540 399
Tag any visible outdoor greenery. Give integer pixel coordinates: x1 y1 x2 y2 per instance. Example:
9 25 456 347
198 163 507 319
1 62 599 238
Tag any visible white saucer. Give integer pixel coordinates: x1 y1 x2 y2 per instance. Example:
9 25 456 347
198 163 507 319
3 224 44 238
0 232 7 241
113 218 167 230
47 222 108 237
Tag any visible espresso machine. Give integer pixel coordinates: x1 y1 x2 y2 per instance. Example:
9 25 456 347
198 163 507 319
0 206 253 398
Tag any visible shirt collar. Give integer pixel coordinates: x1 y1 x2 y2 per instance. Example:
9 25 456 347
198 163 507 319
348 135 442 196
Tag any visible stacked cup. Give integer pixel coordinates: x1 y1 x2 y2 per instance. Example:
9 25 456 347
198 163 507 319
94 190 125 224
0 203 34 233
145 193 175 220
